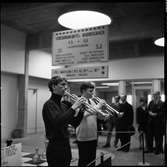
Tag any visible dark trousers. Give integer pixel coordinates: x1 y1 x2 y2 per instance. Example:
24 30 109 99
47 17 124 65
119 131 131 151
46 141 71 167
114 131 120 146
147 119 164 152
138 129 149 150
77 140 97 167
105 120 115 145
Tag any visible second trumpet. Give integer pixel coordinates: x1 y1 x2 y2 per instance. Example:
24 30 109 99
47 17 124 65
65 91 110 117
93 96 120 115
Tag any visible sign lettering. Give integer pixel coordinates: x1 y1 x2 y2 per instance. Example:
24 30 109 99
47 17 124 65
52 26 109 65
52 65 108 79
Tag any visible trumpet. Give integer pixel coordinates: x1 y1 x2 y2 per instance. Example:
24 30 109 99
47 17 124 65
64 91 110 117
93 96 120 115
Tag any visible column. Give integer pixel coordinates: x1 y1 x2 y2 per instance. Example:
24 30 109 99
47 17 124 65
152 79 161 93
118 80 126 95
11 34 30 138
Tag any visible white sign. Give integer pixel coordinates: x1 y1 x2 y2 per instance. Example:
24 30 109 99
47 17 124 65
52 65 108 79
52 26 109 65
1 143 22 166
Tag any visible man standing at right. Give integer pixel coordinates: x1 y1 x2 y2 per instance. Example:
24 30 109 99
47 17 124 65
147 91 165 154
117 94 134 152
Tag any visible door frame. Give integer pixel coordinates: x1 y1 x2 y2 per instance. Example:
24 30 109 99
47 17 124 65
132 85 152 126
27 88 38 134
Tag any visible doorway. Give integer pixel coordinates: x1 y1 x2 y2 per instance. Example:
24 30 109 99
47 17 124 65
132 86 152 126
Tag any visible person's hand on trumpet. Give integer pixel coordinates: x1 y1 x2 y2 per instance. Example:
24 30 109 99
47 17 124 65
71 96 87 111
93 99 110 120
71 94 79 102
95 99 107 110
117 112 124 118
148 110 157 117
64 91 96 115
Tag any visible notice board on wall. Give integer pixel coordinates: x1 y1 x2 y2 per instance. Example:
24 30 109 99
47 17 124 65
52 26 109 66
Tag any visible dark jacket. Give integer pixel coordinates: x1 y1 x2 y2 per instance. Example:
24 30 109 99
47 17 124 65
148 100 164 120
148 100 165 133
42 93 83 142
136 106 148 131
110 102 121 124
117 102 134 130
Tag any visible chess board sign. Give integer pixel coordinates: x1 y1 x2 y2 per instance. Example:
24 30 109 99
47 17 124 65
1 143 22 166
52 26 109 65
52 65 108 79
21 148 113 166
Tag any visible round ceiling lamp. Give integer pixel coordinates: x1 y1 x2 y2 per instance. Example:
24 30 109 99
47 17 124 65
154 37 164 47
58 10 112 29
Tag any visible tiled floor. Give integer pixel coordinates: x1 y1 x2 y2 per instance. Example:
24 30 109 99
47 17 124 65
3 132 165 166
21 149 113 166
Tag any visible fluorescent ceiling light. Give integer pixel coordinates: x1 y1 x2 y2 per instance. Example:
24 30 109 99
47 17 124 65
154 37 164 47
132 81 152 84
58 10 111 29
96 86 109 89
68 78 111 82
101 82 119 86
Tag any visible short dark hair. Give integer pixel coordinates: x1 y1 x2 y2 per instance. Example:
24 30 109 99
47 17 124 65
115 95 120 100
120 94 127 99
48 76 67 92
153 91 160 96
80 82 95 93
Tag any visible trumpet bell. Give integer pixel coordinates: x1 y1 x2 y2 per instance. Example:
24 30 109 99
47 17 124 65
93 96 119 115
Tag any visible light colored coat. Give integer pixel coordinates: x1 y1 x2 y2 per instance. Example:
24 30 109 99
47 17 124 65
76 98 97 141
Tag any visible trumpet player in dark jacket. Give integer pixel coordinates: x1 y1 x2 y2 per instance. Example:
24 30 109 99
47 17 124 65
42 76 86 167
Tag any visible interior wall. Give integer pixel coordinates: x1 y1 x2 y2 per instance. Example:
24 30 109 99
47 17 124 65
108 56 164 80
1 73 18 141
29 51 164 81
1 24 25 74
28 77 51 133
29 50 52 79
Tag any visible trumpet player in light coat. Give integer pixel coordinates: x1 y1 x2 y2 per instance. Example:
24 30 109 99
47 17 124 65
76 81 109 167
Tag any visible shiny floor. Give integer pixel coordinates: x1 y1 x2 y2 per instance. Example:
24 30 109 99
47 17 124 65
8 131 165 166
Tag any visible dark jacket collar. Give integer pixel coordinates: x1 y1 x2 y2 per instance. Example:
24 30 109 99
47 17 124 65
50 93 62 105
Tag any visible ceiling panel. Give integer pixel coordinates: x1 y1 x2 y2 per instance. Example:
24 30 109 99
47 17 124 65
1 2 164 61
1 2 164 40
